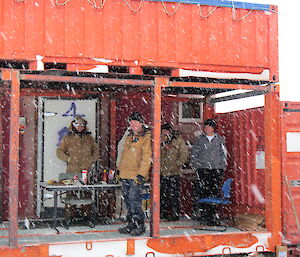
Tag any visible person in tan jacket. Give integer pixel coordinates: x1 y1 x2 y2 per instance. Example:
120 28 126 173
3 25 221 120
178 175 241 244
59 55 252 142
56 116 99 174
160 123 189 221
56 116 99 223
117 112 152 236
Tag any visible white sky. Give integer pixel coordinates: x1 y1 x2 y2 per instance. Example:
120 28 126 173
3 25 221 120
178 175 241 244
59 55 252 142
216 0 300 113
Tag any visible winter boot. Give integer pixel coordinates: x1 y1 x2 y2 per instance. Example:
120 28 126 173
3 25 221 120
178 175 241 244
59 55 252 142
118 218 136 234
130 219 146 236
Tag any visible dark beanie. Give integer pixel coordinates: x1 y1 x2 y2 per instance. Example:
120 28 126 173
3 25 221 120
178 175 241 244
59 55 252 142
128 112 144 124
204 119 217 129
161 123 173 132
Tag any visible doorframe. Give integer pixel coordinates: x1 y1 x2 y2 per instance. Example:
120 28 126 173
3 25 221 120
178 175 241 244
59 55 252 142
36 96 100 217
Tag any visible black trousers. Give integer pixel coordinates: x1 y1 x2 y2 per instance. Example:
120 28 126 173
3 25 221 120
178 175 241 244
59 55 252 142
121 179 145 222
160 175 180 220
194 169 224 223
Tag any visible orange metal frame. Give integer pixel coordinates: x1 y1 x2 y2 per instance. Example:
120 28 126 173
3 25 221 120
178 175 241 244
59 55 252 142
0 245 49 257
264 85 281 249
150 77 165 237
0 69 281 251
1 70 20 246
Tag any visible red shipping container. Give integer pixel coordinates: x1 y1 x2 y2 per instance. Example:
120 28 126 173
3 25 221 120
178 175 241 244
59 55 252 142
0 0 278 79
280 101 300 244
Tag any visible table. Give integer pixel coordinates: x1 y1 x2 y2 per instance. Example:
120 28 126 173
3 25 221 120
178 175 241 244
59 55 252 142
39 182 121 229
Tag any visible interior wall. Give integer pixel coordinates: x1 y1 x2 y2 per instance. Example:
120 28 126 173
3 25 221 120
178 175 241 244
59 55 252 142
1 93 106 220
99 96 110 169
19 96 37 218
217 107 265 215
1 91 10 220
116 95 202 144
1 94 38 220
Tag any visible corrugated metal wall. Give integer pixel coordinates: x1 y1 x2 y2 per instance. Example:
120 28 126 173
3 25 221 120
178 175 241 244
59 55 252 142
0 94 36 219
0 0 277 76
281 101 300 244
218 108 265 214
116 95 201 142
1 93 11 220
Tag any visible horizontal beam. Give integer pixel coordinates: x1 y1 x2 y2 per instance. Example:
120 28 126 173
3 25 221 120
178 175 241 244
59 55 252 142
169 81 269 91
212 90 269 103
19 74 154 87
2 71 275 94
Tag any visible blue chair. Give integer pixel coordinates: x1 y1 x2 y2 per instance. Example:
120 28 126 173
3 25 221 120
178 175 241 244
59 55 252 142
196 178 233 231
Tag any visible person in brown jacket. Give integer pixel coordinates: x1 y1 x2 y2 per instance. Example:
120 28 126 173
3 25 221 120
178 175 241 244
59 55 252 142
160 123 189 221
56 116 99 174
117 112 152 236
56 116 99 224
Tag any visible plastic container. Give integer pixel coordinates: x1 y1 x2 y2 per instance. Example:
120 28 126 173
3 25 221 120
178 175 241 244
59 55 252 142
81 169 88 184
102 169 108 183
108 170 115 184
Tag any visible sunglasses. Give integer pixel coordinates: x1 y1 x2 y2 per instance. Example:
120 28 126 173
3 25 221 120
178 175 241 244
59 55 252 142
73 122 86 127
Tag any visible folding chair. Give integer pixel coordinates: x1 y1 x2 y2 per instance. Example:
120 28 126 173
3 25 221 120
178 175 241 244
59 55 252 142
196 178 233 232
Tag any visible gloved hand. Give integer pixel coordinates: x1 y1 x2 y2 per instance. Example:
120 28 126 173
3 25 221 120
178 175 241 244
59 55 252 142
134 175 145 185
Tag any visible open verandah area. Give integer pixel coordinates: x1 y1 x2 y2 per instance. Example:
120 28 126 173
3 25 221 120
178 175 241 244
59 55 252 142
0 69 280 253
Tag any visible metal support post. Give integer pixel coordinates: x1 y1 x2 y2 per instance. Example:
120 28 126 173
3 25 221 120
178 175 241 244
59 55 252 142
151 77 165 237
8 70 20 246
264 84 281 250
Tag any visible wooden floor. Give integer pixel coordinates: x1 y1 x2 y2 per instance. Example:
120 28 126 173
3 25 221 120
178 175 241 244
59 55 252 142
0 218 242 247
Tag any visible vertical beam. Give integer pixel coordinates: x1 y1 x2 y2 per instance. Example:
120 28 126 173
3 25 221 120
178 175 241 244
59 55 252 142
0 94 3 223
171 68 179 77
126 239 135 255
264 85 281 250
151 77 165 237
9 70 20 246
203 97 215 121
268 6 279 82
110 98 117 170
129 66 143 75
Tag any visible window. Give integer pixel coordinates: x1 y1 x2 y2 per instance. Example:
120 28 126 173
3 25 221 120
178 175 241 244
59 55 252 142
179 100 203 123
286 132 300 152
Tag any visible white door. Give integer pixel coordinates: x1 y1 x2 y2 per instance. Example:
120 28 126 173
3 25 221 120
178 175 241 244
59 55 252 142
37 98 98 213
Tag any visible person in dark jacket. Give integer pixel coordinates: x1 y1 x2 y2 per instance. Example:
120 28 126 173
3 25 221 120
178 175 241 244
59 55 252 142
117 112 152 236
160 123 189 221
56 116 99 223
191 119 227 225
